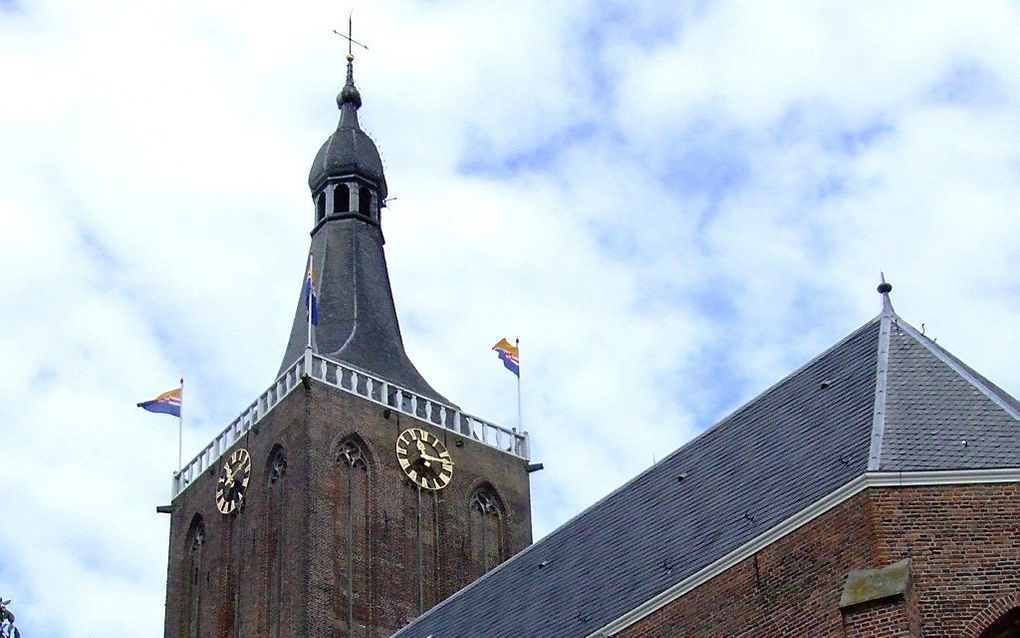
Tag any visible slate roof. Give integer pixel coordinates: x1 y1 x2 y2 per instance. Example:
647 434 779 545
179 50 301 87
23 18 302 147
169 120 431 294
308 59 388 198
277 220 449 402
391 298 1020 638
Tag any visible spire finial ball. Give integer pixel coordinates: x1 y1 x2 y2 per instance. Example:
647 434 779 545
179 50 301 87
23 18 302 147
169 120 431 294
347 53 354 62
877 282 893 294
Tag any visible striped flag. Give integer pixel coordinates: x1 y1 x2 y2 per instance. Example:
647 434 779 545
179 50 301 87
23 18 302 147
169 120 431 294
492 338 520 377
137 387 182 418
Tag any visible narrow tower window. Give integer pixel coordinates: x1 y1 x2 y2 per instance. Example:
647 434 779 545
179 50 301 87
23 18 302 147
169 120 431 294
183 515 206 638
334 183 351 213
469 486 504 575
358 187 373 218
316 192 326 223
337 437 370 638
266 446 287 638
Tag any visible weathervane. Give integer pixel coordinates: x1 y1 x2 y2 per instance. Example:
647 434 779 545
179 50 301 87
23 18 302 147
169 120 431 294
333 10 369 60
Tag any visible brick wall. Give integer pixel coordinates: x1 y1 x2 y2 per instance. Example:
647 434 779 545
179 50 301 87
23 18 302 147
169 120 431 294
870 483 1020 638
619 482 1019 638
842 599 914 638
164 378 532 638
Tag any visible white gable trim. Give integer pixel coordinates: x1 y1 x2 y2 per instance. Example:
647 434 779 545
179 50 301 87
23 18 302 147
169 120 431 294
867 312 893 470
589 468 1020 638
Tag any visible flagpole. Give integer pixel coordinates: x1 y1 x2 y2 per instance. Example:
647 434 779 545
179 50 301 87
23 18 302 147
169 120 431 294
306 251 314 350
515 337 522 432
178 377 184 473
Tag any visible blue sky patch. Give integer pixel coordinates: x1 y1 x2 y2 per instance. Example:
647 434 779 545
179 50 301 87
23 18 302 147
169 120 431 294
928 61 1005 107
458 121 600 176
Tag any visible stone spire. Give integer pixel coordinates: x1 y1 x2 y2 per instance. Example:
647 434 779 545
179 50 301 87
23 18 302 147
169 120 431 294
278 57 448 403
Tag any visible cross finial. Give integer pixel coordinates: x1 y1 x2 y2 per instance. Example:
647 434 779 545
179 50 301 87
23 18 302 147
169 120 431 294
332 9 369 62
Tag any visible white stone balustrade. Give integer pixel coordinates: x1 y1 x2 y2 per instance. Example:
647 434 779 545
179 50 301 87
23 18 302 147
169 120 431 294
171 351 529 498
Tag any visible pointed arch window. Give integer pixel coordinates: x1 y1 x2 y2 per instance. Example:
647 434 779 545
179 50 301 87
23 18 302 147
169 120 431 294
268 448 288 486
336 437 370 637
266 447 287 638
334 183 351 214
469 486 504 575
183 515 206 638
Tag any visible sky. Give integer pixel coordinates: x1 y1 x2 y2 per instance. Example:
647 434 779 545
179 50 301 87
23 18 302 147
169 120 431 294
1 1 1019 635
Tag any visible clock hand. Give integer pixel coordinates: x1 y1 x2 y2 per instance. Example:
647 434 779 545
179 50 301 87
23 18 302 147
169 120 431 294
419 452 453 466
224 463 234 483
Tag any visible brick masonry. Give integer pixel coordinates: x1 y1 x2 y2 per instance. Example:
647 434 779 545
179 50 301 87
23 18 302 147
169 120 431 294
163 379 532 638
619 482 1019 637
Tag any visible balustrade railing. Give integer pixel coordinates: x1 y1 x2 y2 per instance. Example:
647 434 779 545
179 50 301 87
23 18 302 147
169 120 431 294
171 351 528 498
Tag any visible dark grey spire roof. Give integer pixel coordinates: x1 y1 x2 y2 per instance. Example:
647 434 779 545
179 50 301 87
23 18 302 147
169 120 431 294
279 63 445 403
308 56 388 199
390 297 1020 638
277 222 449 402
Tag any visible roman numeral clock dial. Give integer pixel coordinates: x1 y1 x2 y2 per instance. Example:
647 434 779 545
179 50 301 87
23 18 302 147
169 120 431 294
215 448 252 515
395 428 454 490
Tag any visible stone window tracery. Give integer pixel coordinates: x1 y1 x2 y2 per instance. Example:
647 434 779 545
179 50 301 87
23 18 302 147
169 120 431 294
268 449 288 486
470 488 501 517
336 436 370 636
337 439 368 471
469 485 504 575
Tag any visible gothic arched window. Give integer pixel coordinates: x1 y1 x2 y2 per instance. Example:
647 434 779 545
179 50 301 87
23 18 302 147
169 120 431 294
334 183 350 214
268 447 288 486
266 446 287 638
183 514 206 638
337 438 368 471
336 437 370 637
469 486 504 575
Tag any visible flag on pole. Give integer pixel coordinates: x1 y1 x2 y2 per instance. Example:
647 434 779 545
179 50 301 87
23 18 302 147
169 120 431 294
137 387 182 418
492 338 520 377
305 253 319 327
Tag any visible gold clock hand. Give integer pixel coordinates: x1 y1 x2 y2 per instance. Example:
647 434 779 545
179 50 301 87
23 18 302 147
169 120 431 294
419 453 453 466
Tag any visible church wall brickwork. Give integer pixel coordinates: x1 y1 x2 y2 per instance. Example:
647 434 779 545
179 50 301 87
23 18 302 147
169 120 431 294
841 598 916 638
618 482 1019 638
300 381 532 637
164 379 532 638
870 483 1020 638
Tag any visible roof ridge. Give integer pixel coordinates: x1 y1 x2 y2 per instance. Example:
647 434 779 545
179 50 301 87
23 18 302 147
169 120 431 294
894 317 1020 424
867 310 893 470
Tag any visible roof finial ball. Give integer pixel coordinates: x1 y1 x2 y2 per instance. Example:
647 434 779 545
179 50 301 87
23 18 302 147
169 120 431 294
877 273 895 315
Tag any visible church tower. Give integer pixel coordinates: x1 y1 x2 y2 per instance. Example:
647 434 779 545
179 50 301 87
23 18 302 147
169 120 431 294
162 55 533 638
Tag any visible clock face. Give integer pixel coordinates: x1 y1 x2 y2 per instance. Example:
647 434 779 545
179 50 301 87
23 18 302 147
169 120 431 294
215 448 252 514
395 428 454 490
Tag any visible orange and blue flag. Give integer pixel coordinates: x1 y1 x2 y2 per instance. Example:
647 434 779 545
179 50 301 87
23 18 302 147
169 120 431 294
492 338 520 377
305 254 319 326
137 387 182 418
